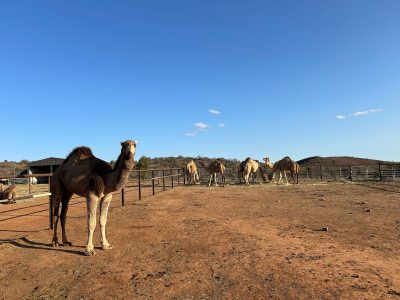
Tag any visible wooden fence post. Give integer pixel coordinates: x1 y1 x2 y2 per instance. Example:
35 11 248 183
348 165 352 181
121 188 125 206
183 168 186 185
378 163 383 181
319 165 323 181
171 169 174 189
138 171 142 200
152 170 155 195
49 176 53 230
162 170 166 191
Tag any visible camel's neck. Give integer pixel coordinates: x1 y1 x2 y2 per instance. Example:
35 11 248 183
105 152 135 192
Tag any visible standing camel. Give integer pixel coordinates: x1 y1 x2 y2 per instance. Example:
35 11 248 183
239 157 267 185
51 140 137 256
199 160 225 186
0 184 18 204
186 160 199 184
263 156 300 184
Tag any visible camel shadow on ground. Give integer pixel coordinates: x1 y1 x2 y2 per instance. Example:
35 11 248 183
0 237 86 256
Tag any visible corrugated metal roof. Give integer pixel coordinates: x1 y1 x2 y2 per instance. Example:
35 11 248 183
28 157 64 167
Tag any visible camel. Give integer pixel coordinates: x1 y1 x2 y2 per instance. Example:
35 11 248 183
0 184 18 204
186 160 199 184
239 157 267 185
199 160 225 186
263 156 300 184
51 140 137 256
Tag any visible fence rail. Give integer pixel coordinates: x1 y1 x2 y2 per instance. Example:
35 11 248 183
0 168 185 229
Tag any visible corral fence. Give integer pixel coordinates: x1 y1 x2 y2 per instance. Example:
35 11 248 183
299 163 400 181
196 163 400 184
0 168 185 229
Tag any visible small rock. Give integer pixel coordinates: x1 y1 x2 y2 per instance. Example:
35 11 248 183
322 227 329 231
365 209 371 212
351 274 360 278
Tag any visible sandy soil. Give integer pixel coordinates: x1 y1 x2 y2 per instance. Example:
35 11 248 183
0 181 399 300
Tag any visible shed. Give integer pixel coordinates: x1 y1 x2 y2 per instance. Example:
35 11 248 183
28 157 64 183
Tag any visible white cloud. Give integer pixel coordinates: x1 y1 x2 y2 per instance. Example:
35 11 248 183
353 111 369 116
194 122 209 130
208 109 221 115
336 107 383 120
219 123 226 127
369 108 383 113
186 132 196 137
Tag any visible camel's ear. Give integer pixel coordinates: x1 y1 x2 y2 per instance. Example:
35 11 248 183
134 140 138 145
121 141 125 146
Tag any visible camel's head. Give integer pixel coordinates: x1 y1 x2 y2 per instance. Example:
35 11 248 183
121 140 137 159
263 157 274 169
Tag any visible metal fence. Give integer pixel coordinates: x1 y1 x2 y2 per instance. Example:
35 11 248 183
0 168 185 229
299 163 400 181
196 163 400 184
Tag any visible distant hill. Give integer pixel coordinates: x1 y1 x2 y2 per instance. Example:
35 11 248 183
0 161 28 176
297 156 396 166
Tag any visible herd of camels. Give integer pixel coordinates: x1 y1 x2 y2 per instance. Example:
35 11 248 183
187 156 300 186
2 140 299 256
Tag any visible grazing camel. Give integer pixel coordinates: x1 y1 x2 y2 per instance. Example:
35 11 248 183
0 184 18 204
263 156 300 184
239 157 267 185
186 160 199 184
51 140 137 256
199 160 225 186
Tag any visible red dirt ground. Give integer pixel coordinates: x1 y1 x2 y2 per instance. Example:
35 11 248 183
0 181 399 299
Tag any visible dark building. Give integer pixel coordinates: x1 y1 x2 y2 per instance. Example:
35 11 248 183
28 157 64 183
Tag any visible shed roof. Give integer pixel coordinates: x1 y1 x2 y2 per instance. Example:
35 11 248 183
28 157 64 167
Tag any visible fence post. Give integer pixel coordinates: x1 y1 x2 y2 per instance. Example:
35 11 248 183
48 176 53 230
319 165 323 181
183 168 186 185
162 170 166 191
121 188 125 206
28 175 31 195
138 171 142 200
171 169 174 189
152 170 155 195
348 165 352 181
378 163 383 181
177 169 180 185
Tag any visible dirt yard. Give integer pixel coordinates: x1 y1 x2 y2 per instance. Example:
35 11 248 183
0 181 399 299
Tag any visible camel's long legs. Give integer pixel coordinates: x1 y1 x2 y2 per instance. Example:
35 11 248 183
284 172 289 184
52 194 61 247
85 193 99 256
99 193 113 250
60 191 73 245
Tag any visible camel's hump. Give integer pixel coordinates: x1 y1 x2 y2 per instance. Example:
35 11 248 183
64 146 94 162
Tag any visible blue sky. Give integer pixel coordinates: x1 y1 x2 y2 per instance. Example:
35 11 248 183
1 0 399 162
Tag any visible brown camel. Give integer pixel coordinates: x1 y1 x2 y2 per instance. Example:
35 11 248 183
199 160 225 186
0 184 18 204
51 140 137 256
263 156 300 184
186 160 199 184
239 157 267 185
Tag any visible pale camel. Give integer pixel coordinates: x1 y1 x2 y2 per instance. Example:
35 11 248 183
51 140 137 256
263 156 300 184
0 184 18 204
199 160 225 186
186 160 199 184
239 157 267 185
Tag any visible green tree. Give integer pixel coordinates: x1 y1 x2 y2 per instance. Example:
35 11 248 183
136 156 151 179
